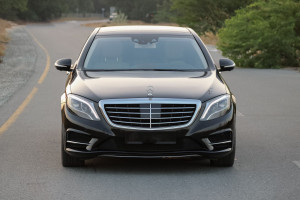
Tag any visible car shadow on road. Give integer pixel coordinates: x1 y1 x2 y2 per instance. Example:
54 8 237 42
72 157 235 175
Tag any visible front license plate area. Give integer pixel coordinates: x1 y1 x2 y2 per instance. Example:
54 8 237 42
125 133 176 145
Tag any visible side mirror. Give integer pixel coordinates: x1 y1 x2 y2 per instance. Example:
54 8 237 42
219 58 235 71
55 58 72 71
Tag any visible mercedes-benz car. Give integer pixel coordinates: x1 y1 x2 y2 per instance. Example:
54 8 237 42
55 26 236 167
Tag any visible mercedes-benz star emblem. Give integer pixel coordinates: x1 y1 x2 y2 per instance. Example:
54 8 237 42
147 86 154 99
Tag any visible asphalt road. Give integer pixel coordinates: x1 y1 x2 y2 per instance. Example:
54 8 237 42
0 21 299 200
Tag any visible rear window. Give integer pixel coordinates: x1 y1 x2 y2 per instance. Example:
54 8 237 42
83 36 208 71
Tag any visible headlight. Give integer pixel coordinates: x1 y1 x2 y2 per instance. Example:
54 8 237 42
67 94 100 121
200 94 231 121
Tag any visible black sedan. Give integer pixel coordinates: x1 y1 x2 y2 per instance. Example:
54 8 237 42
55 26 236 167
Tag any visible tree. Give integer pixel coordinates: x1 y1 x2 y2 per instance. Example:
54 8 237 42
154 0 176 23
17 0 71 21
77 0 94 15
218 0 300 68
0 0 28 20
171 0 251 34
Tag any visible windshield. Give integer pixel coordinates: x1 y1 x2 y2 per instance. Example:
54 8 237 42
83 36 209 71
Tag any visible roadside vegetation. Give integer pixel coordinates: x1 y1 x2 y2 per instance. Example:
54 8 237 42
0 0 299 68
218 0 300 68
111 12 128 24
84 21 218 45
0 19 14 62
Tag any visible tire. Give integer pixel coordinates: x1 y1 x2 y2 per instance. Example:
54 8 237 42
61 125 85 167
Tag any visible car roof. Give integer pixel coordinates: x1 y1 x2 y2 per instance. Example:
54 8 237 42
97 26 191 36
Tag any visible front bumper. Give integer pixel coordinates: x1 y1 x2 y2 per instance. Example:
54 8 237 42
62 102 236 159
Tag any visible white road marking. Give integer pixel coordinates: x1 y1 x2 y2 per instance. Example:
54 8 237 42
293 161 300 169
237 111 245 117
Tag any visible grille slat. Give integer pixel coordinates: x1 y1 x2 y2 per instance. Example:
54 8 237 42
112 119 190 125
151 120 190 125
107 111 194 115
106 107 148 109
107 111 151 115
100 98 201 130
109 115 192 120
106 106 195 110
112 120 150 125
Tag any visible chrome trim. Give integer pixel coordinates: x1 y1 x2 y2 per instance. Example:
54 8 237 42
202 138 214 151
202 137 232 151
99 98 201 131
107 111 194 115
66 148 83 153
109 115 192 120
67 140 89 146
210 140 232 146
149 103 152 129
105 106 195 110
218 148 232 152
86 138 98 151
111 119 190 125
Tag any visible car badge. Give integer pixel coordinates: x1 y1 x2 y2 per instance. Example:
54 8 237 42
147 86 154 99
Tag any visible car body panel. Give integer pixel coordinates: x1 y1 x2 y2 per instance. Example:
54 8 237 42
69 70 227 103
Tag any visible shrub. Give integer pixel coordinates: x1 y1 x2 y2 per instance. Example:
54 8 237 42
218 0 300 68
112 12 128 24
171 0 251 35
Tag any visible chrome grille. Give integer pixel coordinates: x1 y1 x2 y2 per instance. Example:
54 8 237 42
99 98 201 130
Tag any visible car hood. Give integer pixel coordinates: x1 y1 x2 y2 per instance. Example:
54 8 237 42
69 70 227 103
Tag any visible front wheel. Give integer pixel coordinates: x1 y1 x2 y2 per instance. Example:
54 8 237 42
61 125 85 167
